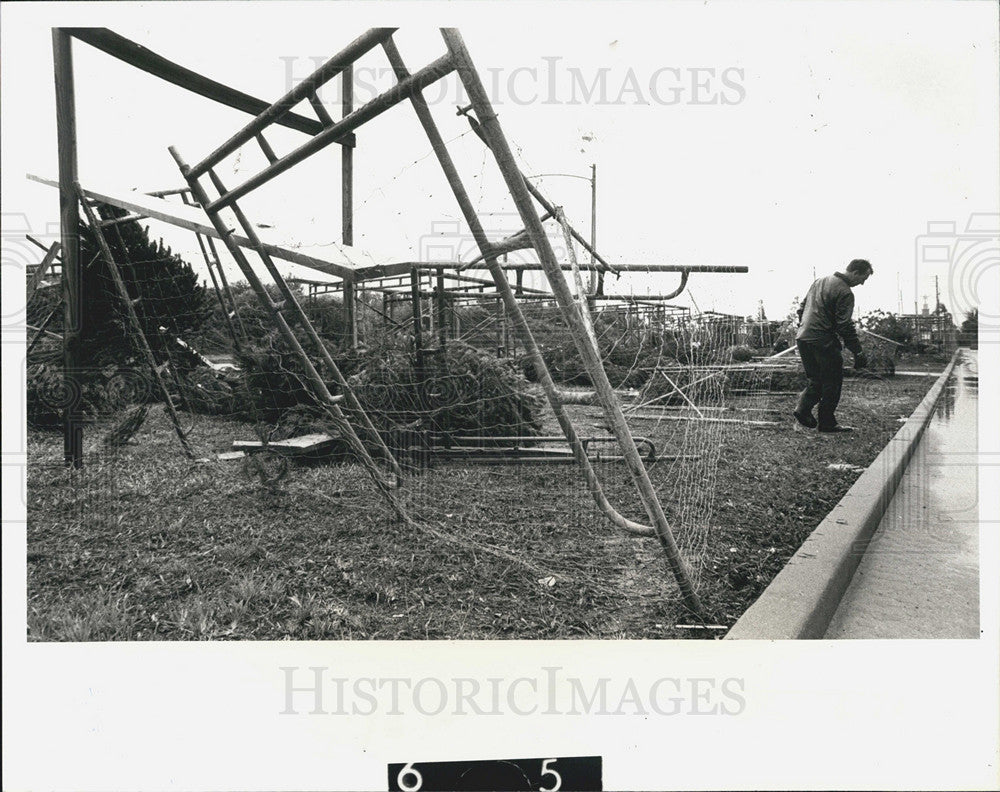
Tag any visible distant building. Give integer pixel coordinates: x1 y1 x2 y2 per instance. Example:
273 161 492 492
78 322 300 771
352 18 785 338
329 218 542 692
898 305 956 349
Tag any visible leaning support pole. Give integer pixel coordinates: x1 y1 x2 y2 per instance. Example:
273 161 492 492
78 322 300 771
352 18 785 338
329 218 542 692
170 147 408 514
180 191 244 353
53 29 84 468
201 166 403 481
78 189 196 459
381 37 657 540
441 29 705 617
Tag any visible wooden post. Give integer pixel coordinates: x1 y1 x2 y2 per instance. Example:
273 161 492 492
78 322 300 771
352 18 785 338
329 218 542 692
344 281 358 349
53 29 83 468
342 63 354 247
341 64 358 350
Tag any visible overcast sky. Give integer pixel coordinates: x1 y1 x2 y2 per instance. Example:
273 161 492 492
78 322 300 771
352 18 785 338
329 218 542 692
2 1 998 323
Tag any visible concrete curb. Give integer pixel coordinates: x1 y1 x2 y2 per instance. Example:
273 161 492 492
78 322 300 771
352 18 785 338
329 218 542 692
725 350 961 640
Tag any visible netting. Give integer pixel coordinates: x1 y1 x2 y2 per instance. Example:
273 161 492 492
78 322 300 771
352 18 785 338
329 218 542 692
26 187 799 606
24 31 845 620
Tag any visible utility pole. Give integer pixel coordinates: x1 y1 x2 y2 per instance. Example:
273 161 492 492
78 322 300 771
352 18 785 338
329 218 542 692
590 163 596 264
590 163 601 297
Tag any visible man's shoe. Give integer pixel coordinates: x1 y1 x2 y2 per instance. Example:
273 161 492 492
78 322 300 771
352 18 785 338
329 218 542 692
818 425 854 433
793 410 818 428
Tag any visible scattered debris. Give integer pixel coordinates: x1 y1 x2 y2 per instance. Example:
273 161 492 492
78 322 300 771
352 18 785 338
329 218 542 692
674 624 727 630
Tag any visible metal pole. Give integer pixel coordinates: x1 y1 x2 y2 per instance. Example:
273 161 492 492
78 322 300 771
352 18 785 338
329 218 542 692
442 28 704 617
590 163 597 264
382 35 657 540
591 163 602 298
411 267 425 376
495 296 504 357
182 194 243 353
436 266 447 349
53 29 83 468
78 190 195 458
171 147 406 495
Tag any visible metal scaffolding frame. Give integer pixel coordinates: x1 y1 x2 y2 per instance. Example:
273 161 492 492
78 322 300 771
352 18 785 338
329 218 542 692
47 27 755 614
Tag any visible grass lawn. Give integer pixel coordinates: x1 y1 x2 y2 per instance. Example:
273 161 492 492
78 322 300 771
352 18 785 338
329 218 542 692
26 371 940 640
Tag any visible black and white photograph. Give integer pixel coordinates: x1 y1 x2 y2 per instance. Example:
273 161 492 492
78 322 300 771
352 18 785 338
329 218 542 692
3 2 998 790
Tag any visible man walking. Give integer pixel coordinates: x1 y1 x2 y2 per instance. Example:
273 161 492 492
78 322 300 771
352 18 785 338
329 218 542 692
793 259 873 433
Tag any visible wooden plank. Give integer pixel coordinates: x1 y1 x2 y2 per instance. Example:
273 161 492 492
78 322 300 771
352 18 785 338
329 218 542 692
625 412 781 426
63 27 354 141
232 433 338 455
28 174 362 282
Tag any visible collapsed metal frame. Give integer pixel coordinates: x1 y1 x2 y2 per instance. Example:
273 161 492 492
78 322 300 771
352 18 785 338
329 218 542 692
50 27 753 615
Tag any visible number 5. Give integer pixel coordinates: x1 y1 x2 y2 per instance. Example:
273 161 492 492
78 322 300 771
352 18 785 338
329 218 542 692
397 762 422 792
540 758 561 791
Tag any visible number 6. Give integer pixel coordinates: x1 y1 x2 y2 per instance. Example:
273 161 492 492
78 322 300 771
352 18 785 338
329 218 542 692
540 758 561 791
397 762 422 792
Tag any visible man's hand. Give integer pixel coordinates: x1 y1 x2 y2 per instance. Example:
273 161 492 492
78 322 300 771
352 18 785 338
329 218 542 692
854 351 868 370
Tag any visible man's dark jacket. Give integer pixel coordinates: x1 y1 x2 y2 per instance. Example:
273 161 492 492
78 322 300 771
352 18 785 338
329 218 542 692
795 273 862 353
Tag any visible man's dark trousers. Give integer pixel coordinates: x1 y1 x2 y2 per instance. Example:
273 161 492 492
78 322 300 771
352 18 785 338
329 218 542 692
796 339 844 429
